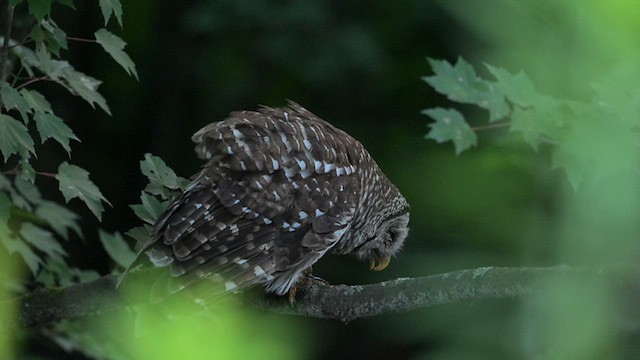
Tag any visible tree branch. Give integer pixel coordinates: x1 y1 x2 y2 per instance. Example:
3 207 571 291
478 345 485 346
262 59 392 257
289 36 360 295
2 265 638 329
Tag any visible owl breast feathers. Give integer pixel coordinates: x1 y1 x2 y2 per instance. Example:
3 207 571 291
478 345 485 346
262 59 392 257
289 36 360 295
138 102 410 297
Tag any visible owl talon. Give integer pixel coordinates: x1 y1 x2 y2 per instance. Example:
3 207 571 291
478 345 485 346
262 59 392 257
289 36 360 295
288 286 298 305
287 272 330 304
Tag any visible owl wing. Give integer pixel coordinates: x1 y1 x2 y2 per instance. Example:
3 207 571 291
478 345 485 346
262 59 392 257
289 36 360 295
147 104 361 296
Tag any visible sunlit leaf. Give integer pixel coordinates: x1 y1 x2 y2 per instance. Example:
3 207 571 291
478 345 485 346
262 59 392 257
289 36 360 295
99 230 136 268
0 114 36 161
95 28 138 79
99 0 123 27
56 162 110 220
34 113 79 154
423 107 477 155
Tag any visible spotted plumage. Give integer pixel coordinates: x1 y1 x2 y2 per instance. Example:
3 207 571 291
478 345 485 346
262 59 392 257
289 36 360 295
134 102 409 297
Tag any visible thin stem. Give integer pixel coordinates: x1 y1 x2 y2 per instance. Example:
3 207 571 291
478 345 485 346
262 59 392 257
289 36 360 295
15 75 50 89
471 122 510 132
66 36 97 43
2 168 57 178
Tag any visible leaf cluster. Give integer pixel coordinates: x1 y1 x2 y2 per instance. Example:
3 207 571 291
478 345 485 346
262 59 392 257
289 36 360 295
423 58 640 189
0 0 133 289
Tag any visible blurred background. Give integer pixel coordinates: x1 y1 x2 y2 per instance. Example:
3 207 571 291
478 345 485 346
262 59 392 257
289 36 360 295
14 0 640 358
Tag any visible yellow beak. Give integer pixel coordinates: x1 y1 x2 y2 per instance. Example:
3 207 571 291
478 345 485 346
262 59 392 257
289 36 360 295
369 256 390 271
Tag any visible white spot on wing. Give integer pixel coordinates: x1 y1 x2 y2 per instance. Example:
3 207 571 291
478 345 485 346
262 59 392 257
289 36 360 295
323 162 334 173
254 266 266 276
225 281 238 291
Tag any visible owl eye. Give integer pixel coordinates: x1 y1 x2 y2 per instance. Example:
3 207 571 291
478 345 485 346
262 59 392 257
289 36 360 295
387 230 398 244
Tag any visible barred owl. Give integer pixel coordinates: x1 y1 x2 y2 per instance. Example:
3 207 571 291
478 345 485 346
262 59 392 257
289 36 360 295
136 102 409 298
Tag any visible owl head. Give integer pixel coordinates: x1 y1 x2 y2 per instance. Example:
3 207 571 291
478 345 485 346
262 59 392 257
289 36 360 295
353 207 410 272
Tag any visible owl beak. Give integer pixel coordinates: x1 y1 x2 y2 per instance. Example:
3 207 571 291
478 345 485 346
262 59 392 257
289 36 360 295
369 251 390 271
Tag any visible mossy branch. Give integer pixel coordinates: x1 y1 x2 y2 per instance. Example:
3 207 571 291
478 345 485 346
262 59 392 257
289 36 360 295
2 265 638 329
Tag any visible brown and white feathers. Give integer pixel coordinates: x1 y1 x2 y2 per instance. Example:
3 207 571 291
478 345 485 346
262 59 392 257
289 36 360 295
137 102 410 297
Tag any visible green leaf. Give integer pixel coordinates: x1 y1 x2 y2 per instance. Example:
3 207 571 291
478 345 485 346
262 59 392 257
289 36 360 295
1 233 42 275
37 257 69 286
424 58 510 122
1 84 31 122
473 83 510 122
99 230 136 268
20 223 67 258
422 107 477 155
99 0 123 27
0 192 10 223
71 268 100 283
56 162 110 220
10 0 23 6
34 113 79 154
36 44 72 79
486 65 537 108
39 19 69 54
28 0 52 21
19 89 53 114
140 153 182 197
130 192 169 225
125 225 152 247
61 69 111 115
95 28 138 79
14 176 42 204
55 0 74 9
0 114 36 161
510 108 544 151
36 200 82 240
19 159 36 183
424 57 484 104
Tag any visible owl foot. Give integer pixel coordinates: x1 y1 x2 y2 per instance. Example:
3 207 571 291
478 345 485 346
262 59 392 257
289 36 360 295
287 268 330 304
